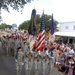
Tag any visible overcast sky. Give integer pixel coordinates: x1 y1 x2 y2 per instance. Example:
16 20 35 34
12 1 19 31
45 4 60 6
1 0 75 26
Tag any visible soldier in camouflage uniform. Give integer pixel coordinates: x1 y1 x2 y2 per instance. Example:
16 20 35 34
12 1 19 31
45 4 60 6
14 38 21 58
28 51 34 75
8 37 12 56
22 41 29 54
5 37 9 57
34 51 38 75
24 50 30 75
34 51 42 75
1 37 6 55
10 38 15 56
13 38 17 57
42 51 46 75
15 47 24 75
45 50 51 75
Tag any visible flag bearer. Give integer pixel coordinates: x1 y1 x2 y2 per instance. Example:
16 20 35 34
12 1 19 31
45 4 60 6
24 50 30 75
34 51 38 75
28 51 34 75
37 51 42 75
42 51 46 75
15 47 24 75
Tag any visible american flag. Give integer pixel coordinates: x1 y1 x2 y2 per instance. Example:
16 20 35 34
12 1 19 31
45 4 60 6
36 11 45 51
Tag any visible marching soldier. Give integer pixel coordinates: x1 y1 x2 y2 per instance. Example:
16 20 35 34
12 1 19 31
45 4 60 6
45 51 51 75
10 38 15 56
15 47 24 75
35 51 42 75
24 50 30 75
1 37 6 54
42 51 46 75
14 38 21 58
22 41 29 54
28 51 34 75
13 38 17 57
42 47 51 75
5 37 9 57
34 51 38 75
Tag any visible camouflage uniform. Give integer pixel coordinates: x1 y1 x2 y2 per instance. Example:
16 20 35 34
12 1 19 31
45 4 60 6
22 42 29 54
42 52 46 75
10 39 15 56
13 39 17 57
24 50 30 75
35 51 42 75
14 39 21 58
8 39 14 55
1 38 6 54
28 51 34 75
34 51 38 75
16 48 24 75
45 51 51 75
5 38 9 56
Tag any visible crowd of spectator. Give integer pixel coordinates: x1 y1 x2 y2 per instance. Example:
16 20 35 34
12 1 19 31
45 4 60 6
49 42 75 75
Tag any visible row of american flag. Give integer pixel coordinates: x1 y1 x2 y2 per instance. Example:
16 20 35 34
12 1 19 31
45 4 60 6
28 9 54 52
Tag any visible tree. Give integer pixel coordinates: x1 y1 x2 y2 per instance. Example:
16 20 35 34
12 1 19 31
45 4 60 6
0 23 12 29
0 0 35 12
44 14 51 31
36 14 41 25
19 20 30 29
18 14 58 31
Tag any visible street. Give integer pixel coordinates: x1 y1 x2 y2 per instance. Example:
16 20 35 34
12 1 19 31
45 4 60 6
0 48 63 75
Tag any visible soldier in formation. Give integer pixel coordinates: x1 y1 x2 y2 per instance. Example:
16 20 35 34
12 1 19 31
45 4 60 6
0 34 56 75
15 47 24 75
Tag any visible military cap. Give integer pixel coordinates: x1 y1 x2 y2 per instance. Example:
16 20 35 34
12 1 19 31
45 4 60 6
17 47 22 50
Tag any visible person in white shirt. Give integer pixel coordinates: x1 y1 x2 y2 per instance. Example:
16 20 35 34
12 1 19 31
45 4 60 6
68 47 74 58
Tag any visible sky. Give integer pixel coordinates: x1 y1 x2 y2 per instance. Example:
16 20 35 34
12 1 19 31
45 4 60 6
1 0 75 26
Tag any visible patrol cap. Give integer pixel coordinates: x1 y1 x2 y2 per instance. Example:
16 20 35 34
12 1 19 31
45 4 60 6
17 47 22 50
23 38 25 40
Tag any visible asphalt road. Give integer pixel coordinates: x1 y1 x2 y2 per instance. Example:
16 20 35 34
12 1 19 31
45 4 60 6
0 47 63 75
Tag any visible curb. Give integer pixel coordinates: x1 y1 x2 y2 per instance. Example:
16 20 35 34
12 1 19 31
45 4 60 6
53 68 64 75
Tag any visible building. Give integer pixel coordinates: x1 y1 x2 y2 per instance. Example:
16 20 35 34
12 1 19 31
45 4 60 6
11 24 18 30
54 21 75 46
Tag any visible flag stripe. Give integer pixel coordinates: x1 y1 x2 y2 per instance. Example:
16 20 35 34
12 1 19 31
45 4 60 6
36 31 45 47
37 36 45 48
37 41 45 51
36 11 45 51
37 39 45 49
37 31 45 42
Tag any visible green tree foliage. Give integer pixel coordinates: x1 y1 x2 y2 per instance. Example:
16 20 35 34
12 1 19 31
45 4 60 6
18 14 58 31
44 14 51 31
0 0 35 12
0 23 12 29
36 14 41 25
44 14 58 31
19 20 30 29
